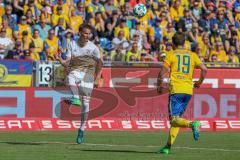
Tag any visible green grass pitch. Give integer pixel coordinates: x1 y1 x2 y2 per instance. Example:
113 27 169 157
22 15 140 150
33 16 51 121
0 131 239 160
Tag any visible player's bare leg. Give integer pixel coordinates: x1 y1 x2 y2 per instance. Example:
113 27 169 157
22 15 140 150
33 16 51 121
76 96 90 144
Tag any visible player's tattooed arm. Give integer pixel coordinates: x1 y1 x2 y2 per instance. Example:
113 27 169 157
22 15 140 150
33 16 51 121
157 65 169 94
194 64 207 88
94 58 103 88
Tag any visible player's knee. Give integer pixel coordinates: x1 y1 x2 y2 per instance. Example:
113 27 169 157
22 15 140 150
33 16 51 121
170 116 179 126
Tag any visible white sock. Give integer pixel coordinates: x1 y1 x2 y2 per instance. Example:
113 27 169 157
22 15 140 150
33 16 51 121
80 96 90 131
69 85 79 99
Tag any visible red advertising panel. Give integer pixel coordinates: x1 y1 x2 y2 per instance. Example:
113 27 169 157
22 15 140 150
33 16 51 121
101 68 240 88
0 87 239 131
0 118 239 131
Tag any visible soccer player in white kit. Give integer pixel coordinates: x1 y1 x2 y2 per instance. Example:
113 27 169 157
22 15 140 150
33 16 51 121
57 24 102 144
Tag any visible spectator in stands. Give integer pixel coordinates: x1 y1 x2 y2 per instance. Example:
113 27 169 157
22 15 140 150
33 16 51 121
31 29 44 60
125 41 140 62
87 0 106 19
25 43 40 62
44 28 61 61
130 32 143 50
23 0 40 20
216 11 229 42
228 30 240 53
40 6 52 24
158 11 172 29
188 22 202 43
208 53 223 67
104 0 119 16
89 11 105 37
25 9 37 26
227 46 239 64
6 41 24 60
52 6 69 29
130 21 147 46
209 41 227 63
104 10 119 37
198 10 212 33
0 28 14 59
120 2 135 28
112 30 129 50
114 18 130 40
41 0 54 8
1 18 13 39
233 0 240 20
54 18 66 37
103 21 115 41
0 0 4 17
21 30 32 50
76 2 86 21
198 33 212 61
180 8 195 32
53 0 70 16
140 43 154 62
2 5 17 29
162 23 175 43
153 18 163 42
33 18 52 41
69 9 83 34
13 0 26 16
14 15 32 40
151 38 161 54
60 29 74 53
170 0 184 21
110 43 125 61
191 0 202 21
155 1 168 18
204 1 217 13
94 39 105 59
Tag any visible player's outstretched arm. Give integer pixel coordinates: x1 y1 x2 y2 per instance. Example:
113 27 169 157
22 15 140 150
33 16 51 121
157 65 170 94
194 64 207 88
94 59 103 88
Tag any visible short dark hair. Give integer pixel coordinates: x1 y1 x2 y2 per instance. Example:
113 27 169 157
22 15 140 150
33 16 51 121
33 29 39 33
79 24 93 32
48 28 55 34
172 32 185 46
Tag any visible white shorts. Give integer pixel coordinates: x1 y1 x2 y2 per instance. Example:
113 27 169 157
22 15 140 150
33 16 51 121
67 70 94 97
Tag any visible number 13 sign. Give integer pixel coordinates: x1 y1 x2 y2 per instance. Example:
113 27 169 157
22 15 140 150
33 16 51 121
36 62 53 86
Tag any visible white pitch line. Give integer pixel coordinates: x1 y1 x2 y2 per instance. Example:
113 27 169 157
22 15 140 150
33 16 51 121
2 141 240 152
83 143 240 152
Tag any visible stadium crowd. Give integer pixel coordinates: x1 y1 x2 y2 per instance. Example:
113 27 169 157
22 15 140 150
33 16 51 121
0 0 239 65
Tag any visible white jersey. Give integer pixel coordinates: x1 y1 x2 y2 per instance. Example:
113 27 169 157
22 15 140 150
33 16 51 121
66 40 100 58
66 40 101 74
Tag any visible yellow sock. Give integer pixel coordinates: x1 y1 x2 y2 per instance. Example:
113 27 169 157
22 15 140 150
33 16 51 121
171 117 192 128
167 127 180 146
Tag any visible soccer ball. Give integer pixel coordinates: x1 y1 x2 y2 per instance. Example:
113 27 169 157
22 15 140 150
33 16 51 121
133 3 147 17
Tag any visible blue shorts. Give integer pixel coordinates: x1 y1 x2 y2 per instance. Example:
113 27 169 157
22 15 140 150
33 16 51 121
168 94 192 117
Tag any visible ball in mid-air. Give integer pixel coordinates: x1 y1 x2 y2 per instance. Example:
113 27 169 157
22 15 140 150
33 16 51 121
133 3 147 17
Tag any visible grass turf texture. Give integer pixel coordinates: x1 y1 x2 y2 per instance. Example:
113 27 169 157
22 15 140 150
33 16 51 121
0 131 239 160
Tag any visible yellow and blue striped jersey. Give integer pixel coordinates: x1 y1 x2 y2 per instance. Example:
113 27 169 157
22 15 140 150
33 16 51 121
164 49 202 95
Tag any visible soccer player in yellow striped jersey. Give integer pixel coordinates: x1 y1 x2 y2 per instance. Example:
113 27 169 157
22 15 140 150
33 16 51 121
157 32 207 154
